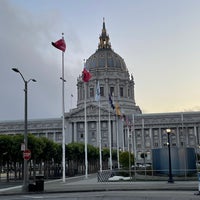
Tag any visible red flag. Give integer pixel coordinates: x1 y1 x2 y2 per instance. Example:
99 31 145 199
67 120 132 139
52 38 66 52
82 68 91 82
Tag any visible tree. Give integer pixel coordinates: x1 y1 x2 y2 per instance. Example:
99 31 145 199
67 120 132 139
102 148 110 161
11 134 24 180
0 135 13 181
119 151 134 169
66 142 85 175
0 134 103 180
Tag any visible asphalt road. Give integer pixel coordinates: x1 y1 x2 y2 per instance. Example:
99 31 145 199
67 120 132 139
0 191 200 200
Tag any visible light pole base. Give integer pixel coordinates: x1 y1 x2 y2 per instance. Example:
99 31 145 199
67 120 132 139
168 178 174 183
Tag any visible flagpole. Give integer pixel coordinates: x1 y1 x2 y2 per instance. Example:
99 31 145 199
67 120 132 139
108 94 115 170
51 34 66 183
108 103 112 170
142 118 147 176
116 115 120 169
127 124 131 177
61 33 66 183
132 114 137 180
84 81 88 179
122 116 125 152
99 99 102 172
82 59 92 179
95 81 102 172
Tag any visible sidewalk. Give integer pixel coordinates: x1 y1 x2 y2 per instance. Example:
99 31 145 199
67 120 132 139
0 174 199 195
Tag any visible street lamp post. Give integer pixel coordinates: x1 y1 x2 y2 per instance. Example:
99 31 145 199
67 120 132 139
12 68 36 192
166 128 174 183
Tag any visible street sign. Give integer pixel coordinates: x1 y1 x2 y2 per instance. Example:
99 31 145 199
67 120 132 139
23 149 31 160
21 143 25 151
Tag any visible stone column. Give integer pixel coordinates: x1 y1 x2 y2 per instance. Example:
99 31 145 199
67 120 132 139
105 78 108 97
116 79 119 98
158 128 162 148
74 122 77 142
125 80 128 98
176 127 180 147
194 125 197 146
112 118 117 148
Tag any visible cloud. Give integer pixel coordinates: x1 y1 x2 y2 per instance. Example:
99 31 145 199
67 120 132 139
182 106 200 113
0 1 81 120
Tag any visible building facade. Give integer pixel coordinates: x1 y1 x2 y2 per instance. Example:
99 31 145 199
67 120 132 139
0 118 63 143
132 112 200 164
1 20 200 165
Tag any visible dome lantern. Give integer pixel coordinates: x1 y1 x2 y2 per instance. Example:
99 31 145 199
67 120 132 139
98 18 111 49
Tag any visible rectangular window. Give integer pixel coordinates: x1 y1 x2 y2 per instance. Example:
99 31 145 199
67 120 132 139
120 87 123 97
136 130 141 137
145 130 149 136
102 131 107 138
55 132 62 141
102 122 107 128
154 142 158 147
91 132 95 139
79 123 84 129
39 133 45 138
89 122 96 129
48 132 54 140
145 141 151 147
90 88 94 97
100 87 104 96
110 87 114 95
153 129 159 136
180 141 184 146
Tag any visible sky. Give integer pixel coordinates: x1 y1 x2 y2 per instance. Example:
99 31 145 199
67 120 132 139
0 0 200 121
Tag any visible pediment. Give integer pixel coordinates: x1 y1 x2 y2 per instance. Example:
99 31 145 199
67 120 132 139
65 103 114 121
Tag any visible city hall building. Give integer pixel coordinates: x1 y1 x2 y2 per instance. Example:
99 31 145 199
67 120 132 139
1 21 200 164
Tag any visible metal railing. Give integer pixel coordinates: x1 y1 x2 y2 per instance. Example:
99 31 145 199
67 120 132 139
97 168 198 182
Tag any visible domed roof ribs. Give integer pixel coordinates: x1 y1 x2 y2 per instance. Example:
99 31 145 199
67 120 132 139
98 18 111 49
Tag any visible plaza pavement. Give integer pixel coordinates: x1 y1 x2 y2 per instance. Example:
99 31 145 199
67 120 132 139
0 174 199 196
